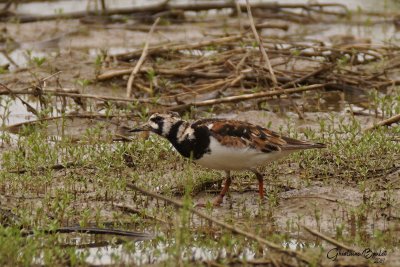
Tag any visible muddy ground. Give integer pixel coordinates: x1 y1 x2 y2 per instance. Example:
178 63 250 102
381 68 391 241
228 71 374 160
0 0 400 266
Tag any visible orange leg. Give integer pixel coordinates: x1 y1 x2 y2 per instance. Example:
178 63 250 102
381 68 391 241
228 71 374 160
196 171 231 207
252 170 265 200
212 171 232 206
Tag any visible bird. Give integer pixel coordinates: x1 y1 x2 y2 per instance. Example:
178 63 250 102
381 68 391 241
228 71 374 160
131 112 326 207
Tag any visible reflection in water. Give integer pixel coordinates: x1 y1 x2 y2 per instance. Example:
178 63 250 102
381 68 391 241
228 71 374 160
79 237 311 265
1 96 36 125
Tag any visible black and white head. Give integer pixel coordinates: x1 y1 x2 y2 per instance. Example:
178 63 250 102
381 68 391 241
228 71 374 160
131 112 182 137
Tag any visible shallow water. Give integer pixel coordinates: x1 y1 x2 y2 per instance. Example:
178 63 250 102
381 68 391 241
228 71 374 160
78 236 305 265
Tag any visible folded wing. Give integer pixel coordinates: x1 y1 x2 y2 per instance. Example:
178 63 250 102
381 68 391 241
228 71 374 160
194 119 325 153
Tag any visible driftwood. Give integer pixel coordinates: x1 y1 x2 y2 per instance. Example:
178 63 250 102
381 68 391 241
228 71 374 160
0 1 348 23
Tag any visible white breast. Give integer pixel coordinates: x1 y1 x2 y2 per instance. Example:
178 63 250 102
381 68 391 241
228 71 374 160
195 136 290 170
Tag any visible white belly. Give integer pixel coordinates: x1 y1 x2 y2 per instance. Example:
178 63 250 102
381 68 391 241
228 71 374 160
195 137 290 170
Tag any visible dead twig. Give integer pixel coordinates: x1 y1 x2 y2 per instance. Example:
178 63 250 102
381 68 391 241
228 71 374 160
126 17 160 97
22 226 152 239
99 67 230 81
246 0 277 86
7 161 77 174
281 195 338 203
100 0 106 13
4 113 134 133
163 84 325 111
116 35 243 61
281 64 335 89
235 0 244 34
244 22 289 31
0 87 167 105
302 225 355 251
364 113 400 131
0 83 39 116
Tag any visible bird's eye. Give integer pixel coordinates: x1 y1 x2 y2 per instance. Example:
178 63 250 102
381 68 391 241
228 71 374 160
150 116 162 123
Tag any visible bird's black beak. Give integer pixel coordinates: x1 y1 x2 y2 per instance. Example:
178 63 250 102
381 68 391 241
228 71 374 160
129 123 152 132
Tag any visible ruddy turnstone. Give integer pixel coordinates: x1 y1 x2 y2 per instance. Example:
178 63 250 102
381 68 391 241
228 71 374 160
131 112 326 206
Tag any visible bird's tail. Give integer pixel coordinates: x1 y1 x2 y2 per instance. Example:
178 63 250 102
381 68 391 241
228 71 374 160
281 136 327 151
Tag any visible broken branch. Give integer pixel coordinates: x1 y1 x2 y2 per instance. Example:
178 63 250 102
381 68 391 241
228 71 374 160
364 113 400 131
126 17 160 97
162 84 325 111
246 0 277 86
